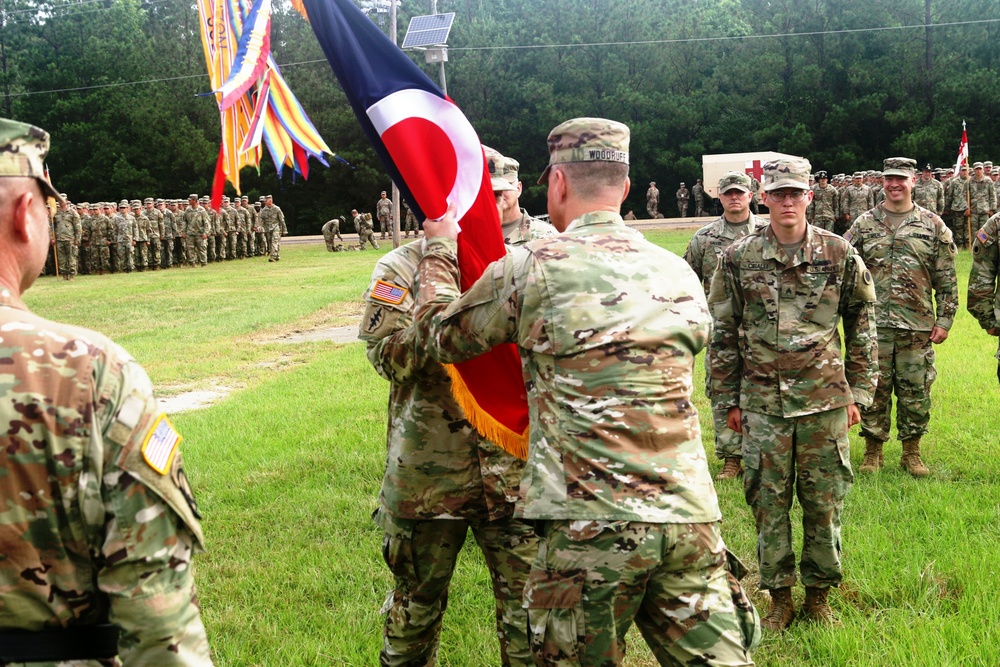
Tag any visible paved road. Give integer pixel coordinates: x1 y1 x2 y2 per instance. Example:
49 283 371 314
285 215 770 246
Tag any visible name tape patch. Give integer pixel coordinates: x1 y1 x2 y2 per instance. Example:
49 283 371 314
142 414 182 475
370 280 408 305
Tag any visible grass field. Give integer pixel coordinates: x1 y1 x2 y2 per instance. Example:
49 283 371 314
24 232 1000 666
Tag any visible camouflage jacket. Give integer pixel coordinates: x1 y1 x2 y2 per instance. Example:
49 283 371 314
872 184 885 208
259 205 286 233
321 219 339 237
808 183 839 222
913 178 945 215
80 214 93 244
840 184 873 220
968 176 996 214
946 176 970 211
91 214 110 244
53 208 82 243
646 186 659 205
0 288 213 666
708 224 878 418
134 212 150 243
146 208 162 240
414 211 721 524
683 213 766 296
676 187 690 202
503 208 557 246
112 213 133 244
969 214 1000 332
160 209 174 240
376 198 393 218
359 243 522 521
182 206 209 237
354 214 371 233
845 205 958 331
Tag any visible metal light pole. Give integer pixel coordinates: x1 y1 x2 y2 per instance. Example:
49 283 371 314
390 0 401 248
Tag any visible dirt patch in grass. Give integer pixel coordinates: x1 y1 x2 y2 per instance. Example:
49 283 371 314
158 387 233 413
271 325 361 344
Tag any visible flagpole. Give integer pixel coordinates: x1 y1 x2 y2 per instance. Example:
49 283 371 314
966 122 972 251
390 0 401 248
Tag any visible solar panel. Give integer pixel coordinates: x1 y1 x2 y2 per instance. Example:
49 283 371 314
402 13 456 49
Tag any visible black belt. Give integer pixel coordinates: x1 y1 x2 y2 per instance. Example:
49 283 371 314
0 624 119 662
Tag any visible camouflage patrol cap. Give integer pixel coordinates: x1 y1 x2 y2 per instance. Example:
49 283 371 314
155 198 164 204
131 200 141 209
0 118 60 199
883 157 917 178
537 117 629 184
143 197 153 204
483 145 516 192
241 195 249 201
874 171 883 177
762 157 811 192
89 203 99 210
852 171 864 179
984 161 993 168
189 193 198 200
718 170 752 194
118 199 128 208
973 161 984 169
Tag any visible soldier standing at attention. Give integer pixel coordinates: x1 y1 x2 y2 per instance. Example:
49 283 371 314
684 171 766 481
709 157 877 630
692 178 706 217
184 193 209 267
845 158 958 477
144 197 162 270
112 200 135 273
969 211 1000 383
52 194 81 280
260 194 286 261
676 181 690 217
376 190 393 240
968 161 996 251
357 158 543 666
131 200 149 272
838 171 873 236
645 180 659 218
159 198 174 269
416 118 759 666
807 170 839 232
913 163 945 216
0 117 215 665
945 164 971 249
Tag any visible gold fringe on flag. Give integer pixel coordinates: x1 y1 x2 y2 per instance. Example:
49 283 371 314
443 363 530 460
289 0 309 21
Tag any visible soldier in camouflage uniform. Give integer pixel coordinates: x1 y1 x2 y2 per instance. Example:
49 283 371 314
416 118 759 666
359 232 540 666
131 201 149 271
99 202 116 273
402 201 418 237
692 178 707 217
260 194 286 261
710 157 878 631
945 164 971 250
77 202 91 275
484 146 557 245
52 194 82 280
845 158 958 477
645 181 659 218
354 209 379 251
807 170 839 232
969 213 1000 383
0 117 215 665
85 202 102 273
838 171 873 236
684 171 766 481
160 198 174 268
967 162 996 252
184 194 209 267
913 163 945 215
676 181 690 217
144 198 162 270
112 200 135 273
321 216 344 250
376 190 393 240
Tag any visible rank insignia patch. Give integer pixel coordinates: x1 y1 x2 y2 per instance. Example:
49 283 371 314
142 414 182 475
371 280 408 305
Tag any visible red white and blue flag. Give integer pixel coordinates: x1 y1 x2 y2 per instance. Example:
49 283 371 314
301 0 530 456
954 120 969 176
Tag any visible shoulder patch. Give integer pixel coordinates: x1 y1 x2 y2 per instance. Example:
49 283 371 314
978 229 990 245
141 414 182 475
370 279 408 305
843 230 853 243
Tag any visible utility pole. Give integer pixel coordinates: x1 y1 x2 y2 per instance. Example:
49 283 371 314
390 0 401 248
431 0 446 95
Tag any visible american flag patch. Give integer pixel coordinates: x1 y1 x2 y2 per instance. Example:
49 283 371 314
978 229 990 244
370 279 408 305
141 414 182 475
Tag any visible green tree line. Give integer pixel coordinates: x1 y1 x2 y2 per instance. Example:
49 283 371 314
3 0 999 230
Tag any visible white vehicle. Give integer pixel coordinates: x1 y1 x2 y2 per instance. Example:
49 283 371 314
702 151 802 199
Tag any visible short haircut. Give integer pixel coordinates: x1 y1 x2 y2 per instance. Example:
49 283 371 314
556 161 629 195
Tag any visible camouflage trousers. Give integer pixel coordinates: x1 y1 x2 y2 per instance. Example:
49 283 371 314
375 510 538 667
678 201 688 217
116 242 134 272
945 211 972 250
704 354 741 458
404 212 418 236
136 241 148 270
812 217 836 233
149 237 161 269
187 236 207 266
359 229 380 250
860 328 936 443
742 408 853 591
646 203 658 218
525 520 759 667
55 241 76 277
162 239 173 268
269 228 282 260
378 213 391 238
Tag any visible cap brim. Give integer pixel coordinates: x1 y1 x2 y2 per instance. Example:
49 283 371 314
720 185 751 194
537 165 552 185
763 179 809 192
37 176 59 201
883 169 914 178
491 177 516 192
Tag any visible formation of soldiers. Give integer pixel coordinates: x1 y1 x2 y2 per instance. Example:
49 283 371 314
48 193 287 278
807 161 996 247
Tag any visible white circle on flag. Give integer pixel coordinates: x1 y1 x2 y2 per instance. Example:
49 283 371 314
367 88 483 223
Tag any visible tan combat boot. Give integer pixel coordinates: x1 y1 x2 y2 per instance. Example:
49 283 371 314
761 587 795 632
901 438 930 477
858 437 884 473
803 586 836 625
716 456 743 481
